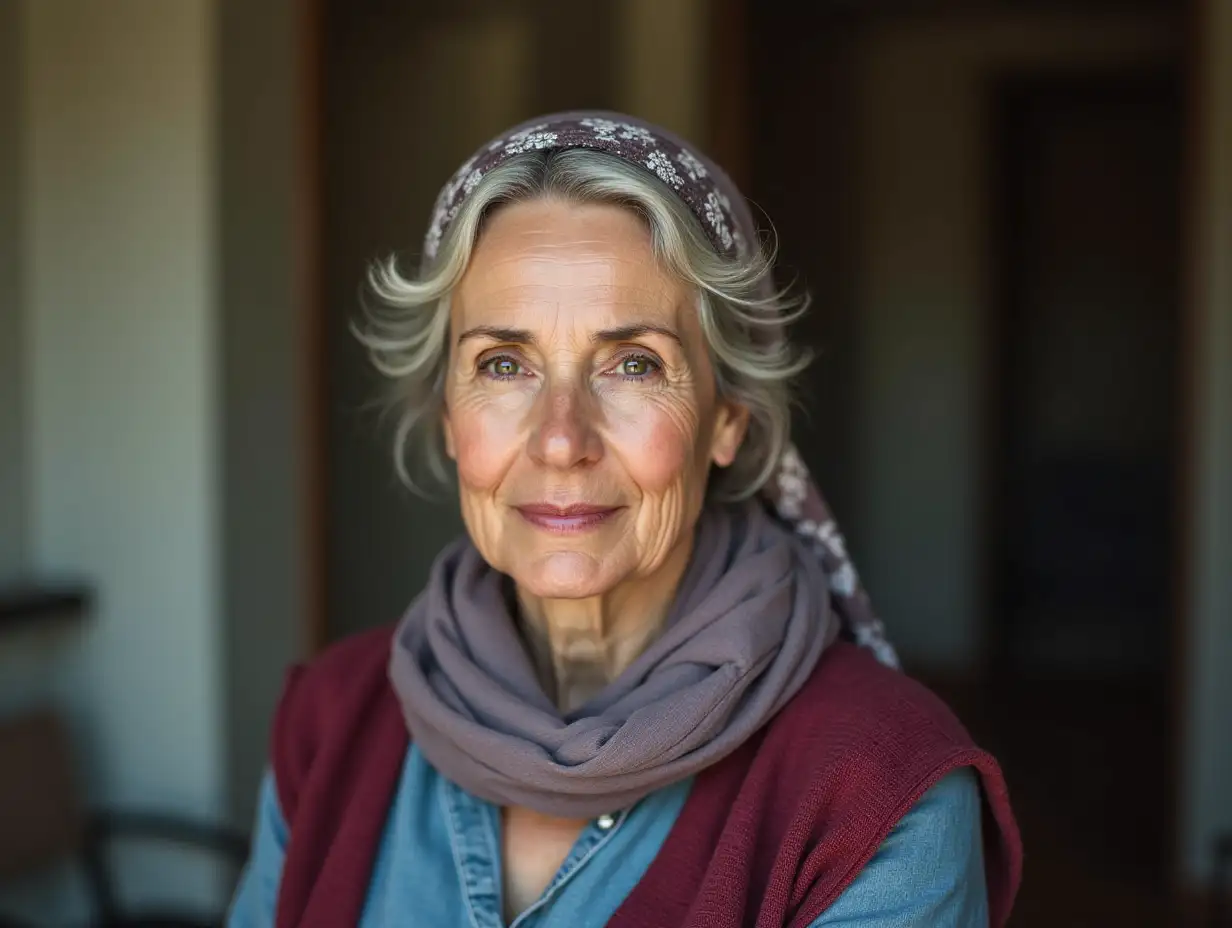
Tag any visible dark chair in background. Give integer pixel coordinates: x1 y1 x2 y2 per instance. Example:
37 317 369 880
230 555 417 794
0 709 249 928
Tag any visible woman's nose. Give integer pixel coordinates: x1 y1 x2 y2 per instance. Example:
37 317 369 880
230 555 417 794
528 379 603 470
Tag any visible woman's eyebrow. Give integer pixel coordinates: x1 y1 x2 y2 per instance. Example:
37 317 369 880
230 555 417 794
456 325 533 346
591 324 682 346
455 324 682 347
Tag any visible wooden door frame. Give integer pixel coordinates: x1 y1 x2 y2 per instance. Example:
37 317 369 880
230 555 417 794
299 0 327 658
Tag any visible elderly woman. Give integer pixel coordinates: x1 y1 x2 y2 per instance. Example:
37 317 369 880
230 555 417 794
229 112 1021 928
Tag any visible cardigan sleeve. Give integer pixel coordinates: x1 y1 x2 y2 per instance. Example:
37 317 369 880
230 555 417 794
808 768 988 927
227 771 289 927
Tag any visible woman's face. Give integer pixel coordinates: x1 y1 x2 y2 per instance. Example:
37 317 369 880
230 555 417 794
443 199 747 601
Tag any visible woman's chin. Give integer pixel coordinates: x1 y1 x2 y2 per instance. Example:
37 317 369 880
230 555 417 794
510 550 619 601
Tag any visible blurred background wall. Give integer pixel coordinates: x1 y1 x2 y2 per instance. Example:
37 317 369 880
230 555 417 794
847 11 1179 669
0 0 24 583
1 0 307 919
0 0 1229 924
2 1 226 920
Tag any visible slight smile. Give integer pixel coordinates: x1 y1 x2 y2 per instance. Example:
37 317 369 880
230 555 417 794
514 503 625 534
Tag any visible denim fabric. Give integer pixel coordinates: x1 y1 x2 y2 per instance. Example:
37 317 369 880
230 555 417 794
362 747 691 927
228 746 986 927
817 767 988 926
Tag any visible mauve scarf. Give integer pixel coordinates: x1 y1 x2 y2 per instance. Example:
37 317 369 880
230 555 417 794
389 502 837 817
388 112 897 817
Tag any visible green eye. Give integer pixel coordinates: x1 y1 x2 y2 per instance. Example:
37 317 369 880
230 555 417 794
483 356 521 378
620 355 658 377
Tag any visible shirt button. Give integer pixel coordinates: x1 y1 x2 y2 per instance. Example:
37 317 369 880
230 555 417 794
596 813 616 830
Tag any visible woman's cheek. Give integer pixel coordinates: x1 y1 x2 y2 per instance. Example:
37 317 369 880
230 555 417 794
605 397 694 493
450 390 532 489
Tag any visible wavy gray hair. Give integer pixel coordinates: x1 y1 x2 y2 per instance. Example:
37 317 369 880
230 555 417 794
356 148 809 501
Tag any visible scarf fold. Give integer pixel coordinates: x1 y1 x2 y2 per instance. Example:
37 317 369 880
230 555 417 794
390 502 838 817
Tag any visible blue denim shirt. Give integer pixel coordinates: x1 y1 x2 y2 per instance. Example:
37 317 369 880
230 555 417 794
229 745 987 927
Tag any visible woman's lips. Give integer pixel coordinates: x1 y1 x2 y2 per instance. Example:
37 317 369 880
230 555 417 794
514 504 623 533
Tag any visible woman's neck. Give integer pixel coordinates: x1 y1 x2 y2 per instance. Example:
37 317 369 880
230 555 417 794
516 538 694 713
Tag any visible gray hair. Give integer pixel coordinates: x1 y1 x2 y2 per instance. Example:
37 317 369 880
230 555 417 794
356 148 809 501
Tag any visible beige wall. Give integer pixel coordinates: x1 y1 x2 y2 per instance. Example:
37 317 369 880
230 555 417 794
1 4 314 917
3 0 226 918
851 10 1179 668
1181 0 1232 886
24 0 221 812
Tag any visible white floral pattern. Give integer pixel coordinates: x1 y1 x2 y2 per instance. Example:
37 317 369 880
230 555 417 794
855 624 899 669
493 124 548 150
578 119 655 145
816 520 849 561
616 124 656 143
504 130 559 155
762 442 899 668
423 153 482 259
774 445 809 520
704 191 734 251
424 221 443 260
579 117 621 140
676 150 708 180
424 203 462 260
828 561 857 598
645 150 683 188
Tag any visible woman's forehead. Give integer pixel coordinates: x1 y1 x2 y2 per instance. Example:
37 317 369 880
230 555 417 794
453 201 694 332
450 282 696 346
466 200 661 274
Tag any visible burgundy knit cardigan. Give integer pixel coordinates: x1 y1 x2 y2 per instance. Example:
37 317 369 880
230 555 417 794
269 629 1022 927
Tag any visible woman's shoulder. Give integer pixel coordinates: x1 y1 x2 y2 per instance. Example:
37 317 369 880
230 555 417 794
277 624 399 735
750 644 1021 925
772 641 975 755
286 624 397 699
753 641 999 829
271 625 403 810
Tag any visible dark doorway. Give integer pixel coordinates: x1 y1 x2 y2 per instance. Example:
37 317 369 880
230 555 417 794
982 70 1184 924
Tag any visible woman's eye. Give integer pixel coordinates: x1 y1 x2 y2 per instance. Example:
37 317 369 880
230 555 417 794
616 355 660 378
481 356 522 379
